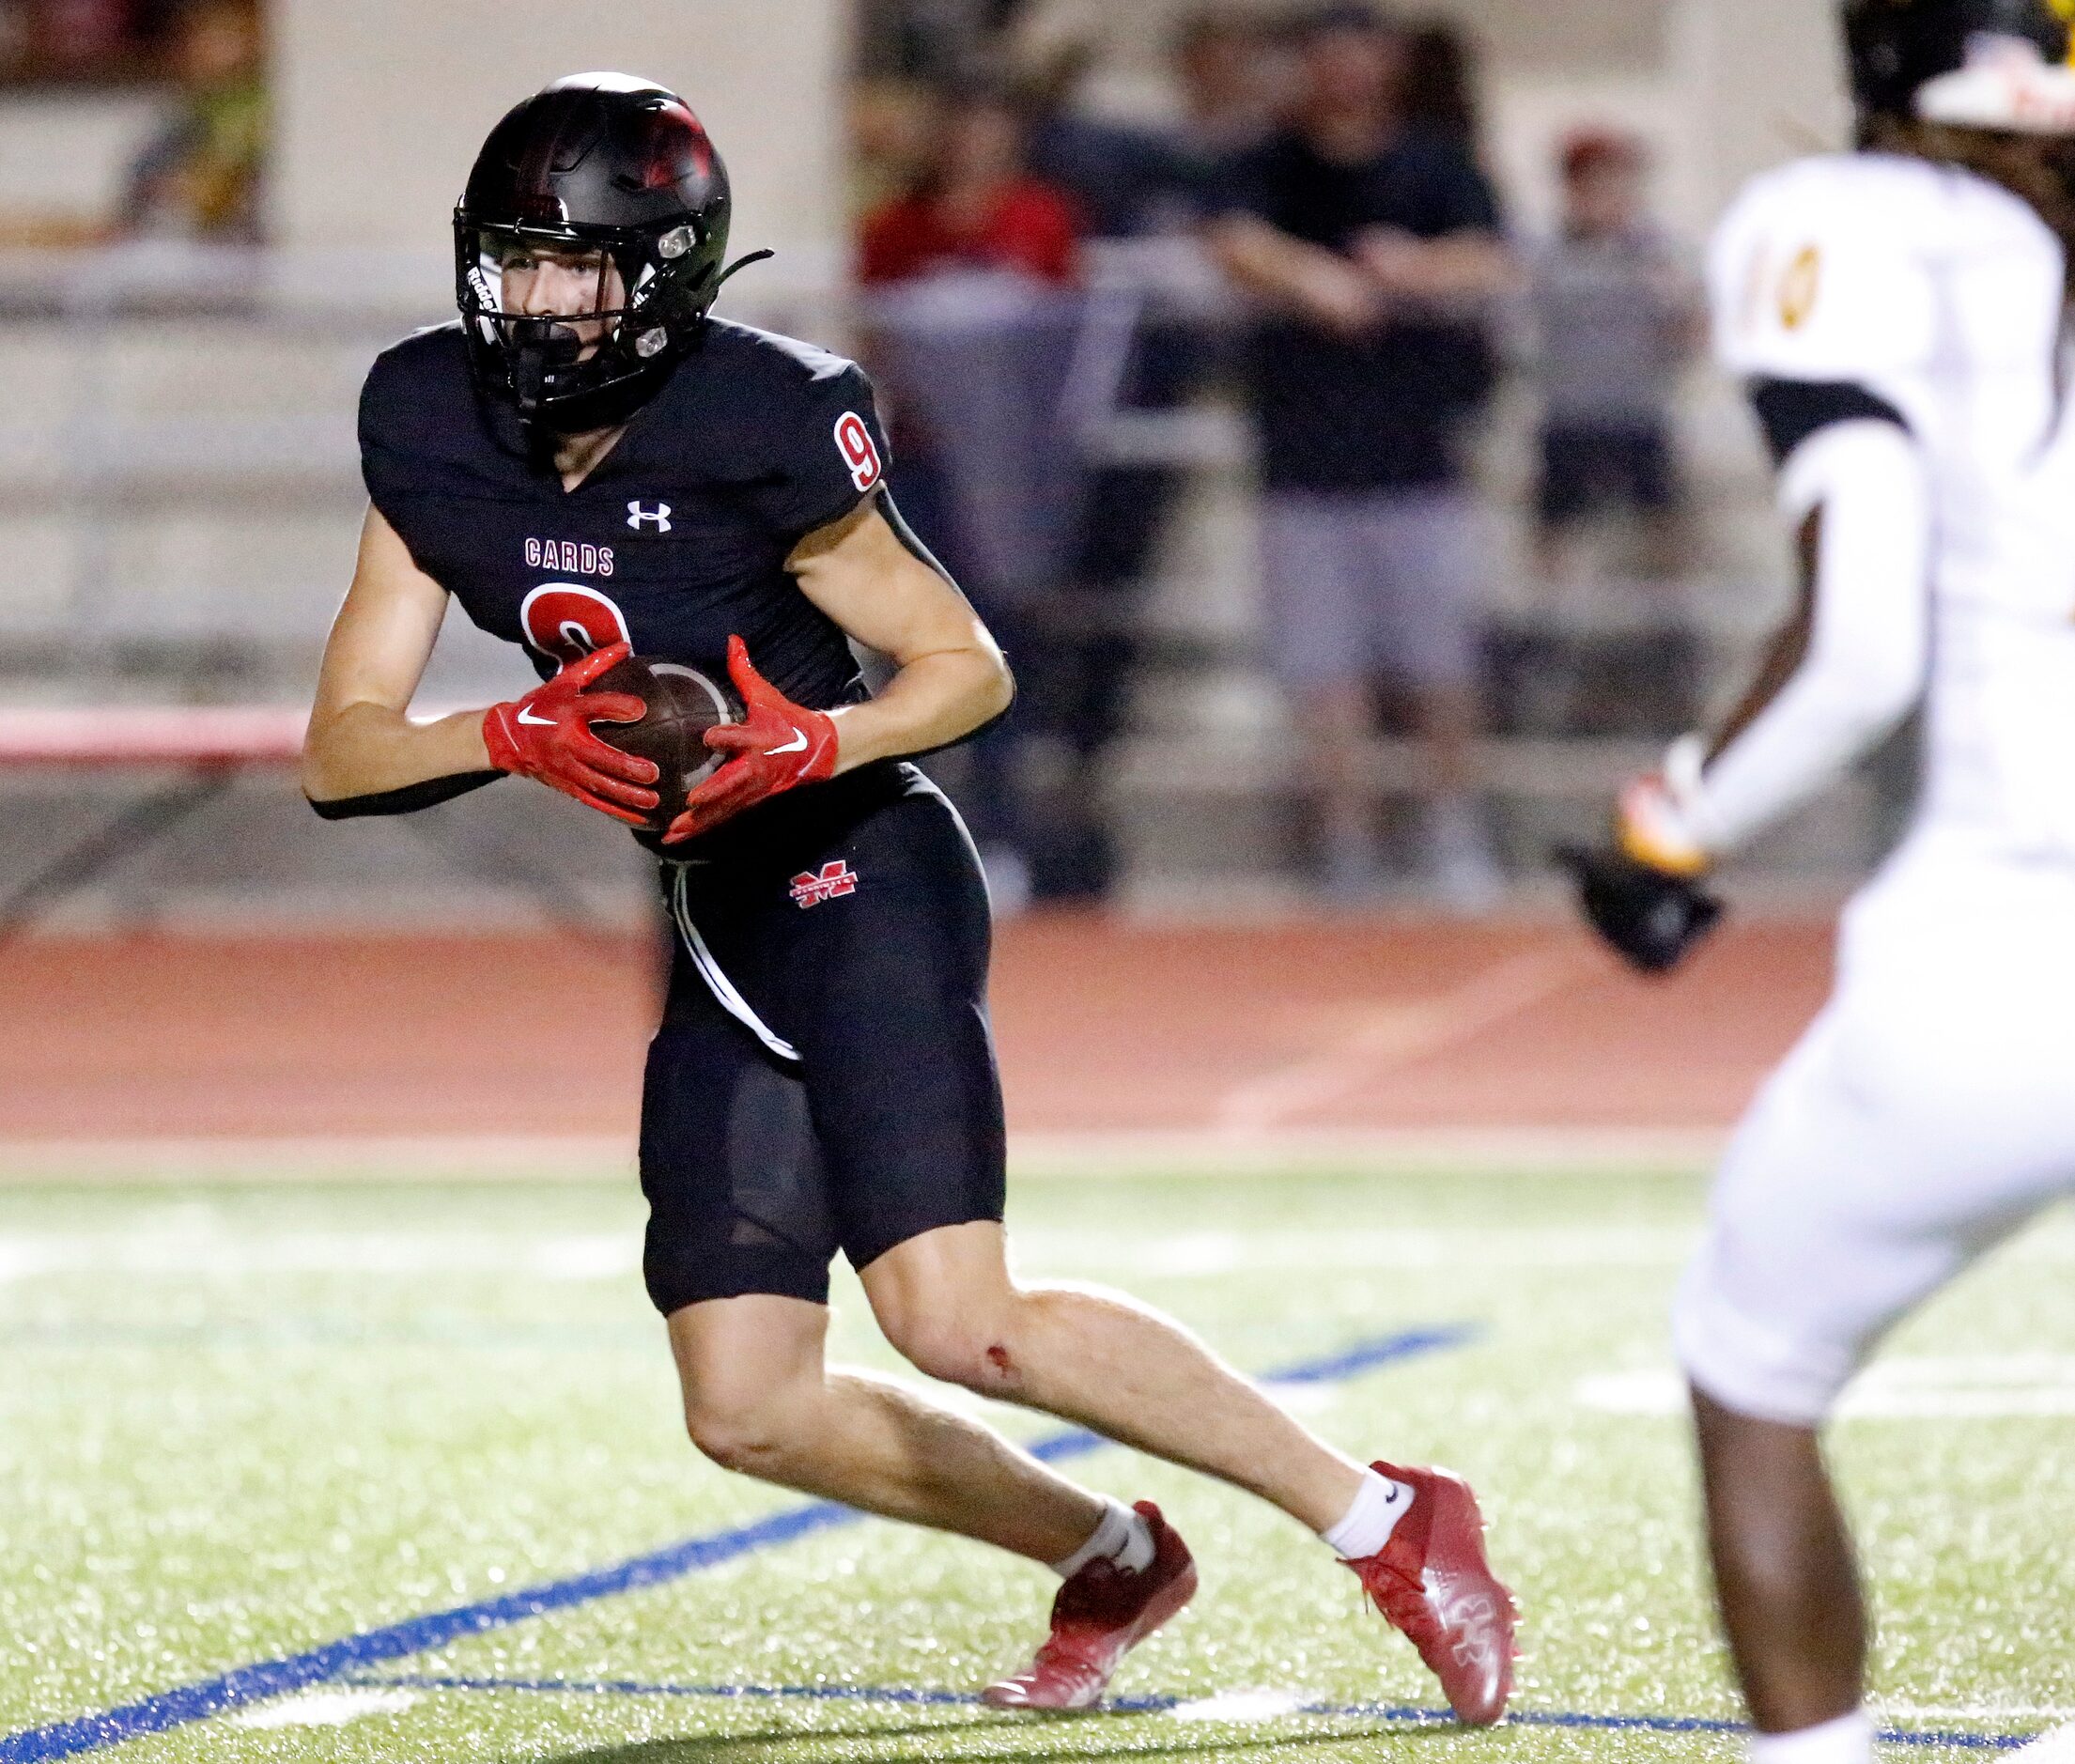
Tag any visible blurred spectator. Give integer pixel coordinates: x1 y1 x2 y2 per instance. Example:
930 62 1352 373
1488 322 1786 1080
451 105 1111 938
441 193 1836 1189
1 0 210 84
859 81 1079 284
1171 7 1283 162
1010 11 1281 237
859 84 1087 907
1397 21 1481 154
1206 1 1510 905
5 0 134 77
849 76 945 221
1001 17 1280 897
1527 129 1701 586
122 0 266 240
1015 39 1199 240
856 0 1024 84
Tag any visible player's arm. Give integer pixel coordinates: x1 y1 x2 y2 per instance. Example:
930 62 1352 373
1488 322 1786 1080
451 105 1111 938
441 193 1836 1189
1629 392 1931 866
1567 387 1932 970
661 495 1012 843
791 496 1014 770
302 507 498 811
303 506 658 824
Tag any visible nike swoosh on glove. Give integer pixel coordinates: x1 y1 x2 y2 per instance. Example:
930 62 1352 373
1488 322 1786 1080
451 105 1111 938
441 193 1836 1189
663 634 839 843
481 640 659 826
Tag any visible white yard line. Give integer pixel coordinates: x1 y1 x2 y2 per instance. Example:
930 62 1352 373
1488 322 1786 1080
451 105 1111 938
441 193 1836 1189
1581 1359 2075 1420
1169 1690 1312 1724
229 1688 418 1729
2009 1724 2075 1760
1063 1223 1702 1277
1214 946 1599 1135
0 1221 1710 1289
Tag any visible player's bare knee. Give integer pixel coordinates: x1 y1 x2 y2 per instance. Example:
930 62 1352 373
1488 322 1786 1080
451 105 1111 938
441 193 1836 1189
682 1394 803 1478
885 1320 987 1388
685 1413 792 1478
887 1316 1022 1396
964 1335 1028 1397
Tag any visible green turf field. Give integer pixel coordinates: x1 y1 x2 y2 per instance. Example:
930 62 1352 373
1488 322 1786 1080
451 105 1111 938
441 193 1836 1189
3 1168 2070 1763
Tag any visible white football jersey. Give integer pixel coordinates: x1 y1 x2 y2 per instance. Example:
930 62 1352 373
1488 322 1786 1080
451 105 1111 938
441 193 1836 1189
1709 151 2075 864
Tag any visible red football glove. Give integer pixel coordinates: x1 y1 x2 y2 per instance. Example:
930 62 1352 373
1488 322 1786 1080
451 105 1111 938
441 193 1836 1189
482 641 660 827
663 635 839 843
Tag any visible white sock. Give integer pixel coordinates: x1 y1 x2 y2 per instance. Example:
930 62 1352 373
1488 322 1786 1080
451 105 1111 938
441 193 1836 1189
1052 1498 1155 1579
1748 1709 1874 1764
1320 1468 1416 1559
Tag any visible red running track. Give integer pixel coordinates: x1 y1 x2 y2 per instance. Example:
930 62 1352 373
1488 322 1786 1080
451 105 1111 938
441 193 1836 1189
0 914 1832 1148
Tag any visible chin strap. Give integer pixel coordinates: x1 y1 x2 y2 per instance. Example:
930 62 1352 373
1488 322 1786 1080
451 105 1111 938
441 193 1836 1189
707 249 775 301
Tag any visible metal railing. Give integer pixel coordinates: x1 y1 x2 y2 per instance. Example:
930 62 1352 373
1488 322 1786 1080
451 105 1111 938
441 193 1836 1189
0 237 1872 893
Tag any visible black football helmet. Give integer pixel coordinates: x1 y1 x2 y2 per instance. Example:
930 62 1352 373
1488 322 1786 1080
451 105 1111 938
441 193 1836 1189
1846 0 2075 132
456 72 764 435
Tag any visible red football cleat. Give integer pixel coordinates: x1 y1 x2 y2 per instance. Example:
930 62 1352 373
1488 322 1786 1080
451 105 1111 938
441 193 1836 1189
983 1502 1199 1711
1342 1461 1517 1726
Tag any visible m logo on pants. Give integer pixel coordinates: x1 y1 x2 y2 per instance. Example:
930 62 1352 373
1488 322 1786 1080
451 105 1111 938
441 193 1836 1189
790 860 859 908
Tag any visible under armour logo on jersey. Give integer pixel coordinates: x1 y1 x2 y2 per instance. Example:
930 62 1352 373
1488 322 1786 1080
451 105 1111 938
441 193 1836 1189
627 501 674 533
789 860 858 908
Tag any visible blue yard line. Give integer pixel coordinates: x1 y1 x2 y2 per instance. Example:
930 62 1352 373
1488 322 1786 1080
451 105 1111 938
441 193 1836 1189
360 1672 2035 1753
1262 1327 1475 1386
0 1324 1468 1762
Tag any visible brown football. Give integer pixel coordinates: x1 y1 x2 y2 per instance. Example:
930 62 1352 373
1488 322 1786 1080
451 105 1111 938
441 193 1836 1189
583 653 740 832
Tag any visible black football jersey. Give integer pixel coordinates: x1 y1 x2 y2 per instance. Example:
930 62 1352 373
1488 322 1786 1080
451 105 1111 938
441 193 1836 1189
358 318 893 710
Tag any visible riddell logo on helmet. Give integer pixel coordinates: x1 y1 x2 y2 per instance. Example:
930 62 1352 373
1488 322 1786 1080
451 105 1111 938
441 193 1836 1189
789 860 859 908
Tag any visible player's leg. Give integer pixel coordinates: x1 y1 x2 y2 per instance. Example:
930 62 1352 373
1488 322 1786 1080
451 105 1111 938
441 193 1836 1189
1691 1387 1866 1735
793 786 1361 1530
793 790 1511 1719
1673 1018 1907 1758
664 1291 1107 1562
641 941 1109 1568
861 1221 1362 1529
1674 961 2075 1764
859 1220 1511 1721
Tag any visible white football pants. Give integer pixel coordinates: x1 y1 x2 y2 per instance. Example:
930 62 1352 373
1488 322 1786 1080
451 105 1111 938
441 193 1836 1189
1674 844 2075 1425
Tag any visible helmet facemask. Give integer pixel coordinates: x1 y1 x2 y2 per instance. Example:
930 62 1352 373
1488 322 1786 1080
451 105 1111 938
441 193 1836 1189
455 217 725 436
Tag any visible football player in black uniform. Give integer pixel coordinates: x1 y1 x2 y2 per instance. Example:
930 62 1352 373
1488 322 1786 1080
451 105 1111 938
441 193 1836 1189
302 73 1513 1716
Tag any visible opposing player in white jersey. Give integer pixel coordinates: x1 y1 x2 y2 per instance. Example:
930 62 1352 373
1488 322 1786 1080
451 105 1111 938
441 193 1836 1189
1562 4 2075 1762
